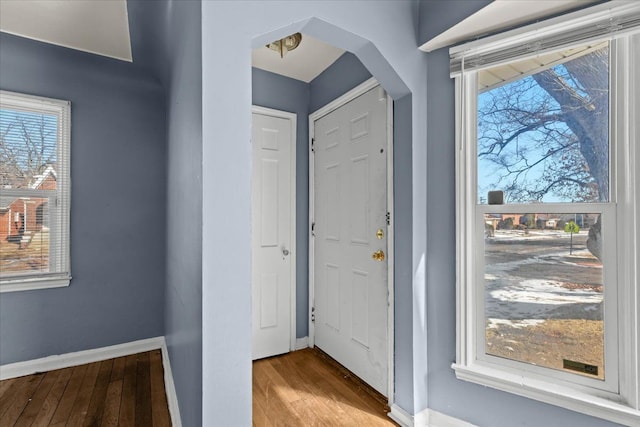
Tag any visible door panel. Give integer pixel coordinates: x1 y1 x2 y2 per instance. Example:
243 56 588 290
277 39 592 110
252 112 293 360
313 86 388 395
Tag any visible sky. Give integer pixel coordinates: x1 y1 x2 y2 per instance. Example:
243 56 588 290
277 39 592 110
0 108 57 185
476 50 609 205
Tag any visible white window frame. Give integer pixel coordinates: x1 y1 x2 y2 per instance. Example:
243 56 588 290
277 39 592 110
451 3 640 425
0 91 71 293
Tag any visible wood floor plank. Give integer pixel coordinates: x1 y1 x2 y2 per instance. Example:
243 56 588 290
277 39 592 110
99 379 123 427
0 372 45 426
254 353 358 426
134 351 152 426
149 349 171 427
118 353 139 427
110 354 126 382
251 386 274 427
13 370 61 427
0 351 170 427
83 358 114 426
261 360 303 404
252 377 300 426
289 397 342 427
252 383 274 427
253 349 397 426
272 356 347 426
0 377 21 418
65 361 102 426
49 363 89 426
0 377 17 402
30 367 74 427
289 354 360 425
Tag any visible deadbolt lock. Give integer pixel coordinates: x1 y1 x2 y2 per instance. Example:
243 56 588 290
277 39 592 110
376 229 384 239
372 250 385 261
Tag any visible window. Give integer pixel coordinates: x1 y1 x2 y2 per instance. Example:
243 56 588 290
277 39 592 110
0 91 71 292
451 3 639 425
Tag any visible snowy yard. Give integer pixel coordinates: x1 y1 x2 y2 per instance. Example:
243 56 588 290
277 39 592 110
483 229 604 378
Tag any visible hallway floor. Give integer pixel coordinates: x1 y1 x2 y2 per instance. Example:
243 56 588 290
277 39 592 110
253 348 398 426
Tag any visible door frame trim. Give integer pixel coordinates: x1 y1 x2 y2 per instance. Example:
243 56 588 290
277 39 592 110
251 105 297 353
307 77 395 403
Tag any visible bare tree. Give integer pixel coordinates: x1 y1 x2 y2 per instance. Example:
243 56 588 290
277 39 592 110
478 47 608 259
0 113 56 188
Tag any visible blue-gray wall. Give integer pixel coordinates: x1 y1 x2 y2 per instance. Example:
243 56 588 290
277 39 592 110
309 52 371 112
252 67 310 338
135 0 204 425
421 1 622 426
0 33 166 364
418 0 491 46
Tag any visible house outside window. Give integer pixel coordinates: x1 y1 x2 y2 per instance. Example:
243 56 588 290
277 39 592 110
0 91 71 292
451 3 639 425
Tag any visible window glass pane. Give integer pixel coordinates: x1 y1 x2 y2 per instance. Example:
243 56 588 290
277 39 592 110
484 213 604 379
477 43 609 204
0 197 50 276
0 108 58 189
1 105 58 280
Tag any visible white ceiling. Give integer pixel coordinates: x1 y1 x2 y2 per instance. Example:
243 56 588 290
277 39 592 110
420 0 599 52
0 0 132 62
252 33 345 83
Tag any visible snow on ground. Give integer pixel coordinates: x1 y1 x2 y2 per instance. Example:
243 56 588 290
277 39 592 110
485 273 603 321
491 229 588 242
489 279 603 306
483 228 603 328
487 318 546 329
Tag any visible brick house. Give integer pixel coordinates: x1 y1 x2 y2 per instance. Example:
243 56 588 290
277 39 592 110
0 165 56 244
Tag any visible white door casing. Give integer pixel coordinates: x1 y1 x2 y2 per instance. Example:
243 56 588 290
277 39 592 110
311 82 390 396
251 107 296 360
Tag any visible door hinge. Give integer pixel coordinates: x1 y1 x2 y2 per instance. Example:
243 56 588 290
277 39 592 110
311 138 315 153
311 306 315 322
386 211 391 225
311 221 315 237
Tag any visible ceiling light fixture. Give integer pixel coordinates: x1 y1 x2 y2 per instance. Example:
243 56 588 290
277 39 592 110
266 33 302 58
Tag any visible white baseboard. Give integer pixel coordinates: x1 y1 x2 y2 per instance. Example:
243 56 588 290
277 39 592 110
389 404 415 426
428 409 476 427
0 336 165 380
295 336 309 350
159 340 182 427
388 405 476 427
415 408 430 427
0 336 182 427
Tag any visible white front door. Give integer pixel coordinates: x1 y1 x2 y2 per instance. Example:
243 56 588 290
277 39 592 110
251 110 295 360
313 86 389 395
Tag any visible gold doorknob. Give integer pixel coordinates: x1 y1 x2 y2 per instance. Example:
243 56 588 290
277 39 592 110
372 250 385 261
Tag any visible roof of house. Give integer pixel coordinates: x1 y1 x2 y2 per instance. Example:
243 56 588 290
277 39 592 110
0 165 56 210
29 165 57 189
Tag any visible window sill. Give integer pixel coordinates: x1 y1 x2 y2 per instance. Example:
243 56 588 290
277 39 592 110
0 277 70 293
452 363 640 426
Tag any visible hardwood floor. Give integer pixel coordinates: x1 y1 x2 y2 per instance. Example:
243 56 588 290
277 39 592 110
0 350 171 427
253 348 398 426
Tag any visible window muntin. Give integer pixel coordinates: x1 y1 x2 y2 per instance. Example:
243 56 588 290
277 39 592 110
0 91 70 291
